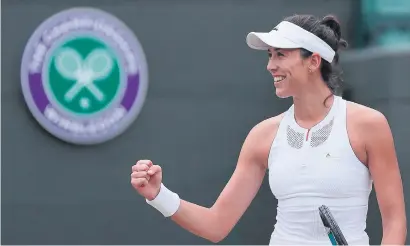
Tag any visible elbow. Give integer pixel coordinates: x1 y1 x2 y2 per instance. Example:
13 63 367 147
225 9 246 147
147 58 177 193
206 212 231 243
208 223 234 243
205 206 238 243
210 238 223 244
383 213 407 230
208 232 228 243
203 221 229 243
382 214 407 244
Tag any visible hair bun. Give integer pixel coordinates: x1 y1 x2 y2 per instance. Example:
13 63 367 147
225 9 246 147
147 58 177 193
321 15 348 49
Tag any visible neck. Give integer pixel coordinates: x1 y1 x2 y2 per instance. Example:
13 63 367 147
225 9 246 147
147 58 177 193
292 82 334 128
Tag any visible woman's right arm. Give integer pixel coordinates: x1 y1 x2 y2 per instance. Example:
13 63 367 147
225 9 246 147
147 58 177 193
132 117 281 243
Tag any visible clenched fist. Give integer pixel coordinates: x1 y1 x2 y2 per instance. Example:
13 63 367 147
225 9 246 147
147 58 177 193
131 160 162 200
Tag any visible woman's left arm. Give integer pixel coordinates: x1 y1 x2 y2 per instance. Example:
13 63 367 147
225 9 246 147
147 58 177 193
364 110 407 245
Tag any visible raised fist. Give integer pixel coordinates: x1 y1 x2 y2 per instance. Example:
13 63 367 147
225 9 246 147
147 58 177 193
131 160 162 200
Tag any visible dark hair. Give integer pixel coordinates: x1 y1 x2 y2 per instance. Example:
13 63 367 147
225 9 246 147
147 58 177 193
283 14 348 98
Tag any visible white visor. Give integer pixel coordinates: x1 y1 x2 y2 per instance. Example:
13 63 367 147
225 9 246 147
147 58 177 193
246 21 335 63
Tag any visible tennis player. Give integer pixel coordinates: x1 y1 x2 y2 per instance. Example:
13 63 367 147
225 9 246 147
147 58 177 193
131 14 407 245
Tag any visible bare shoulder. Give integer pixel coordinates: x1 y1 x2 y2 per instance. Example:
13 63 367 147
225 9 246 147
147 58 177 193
346 101 392 165
248 113 285 142
347 101 390 130
242 113 286 168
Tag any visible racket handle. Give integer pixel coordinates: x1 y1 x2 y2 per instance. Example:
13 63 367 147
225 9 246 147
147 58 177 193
327 232 338 245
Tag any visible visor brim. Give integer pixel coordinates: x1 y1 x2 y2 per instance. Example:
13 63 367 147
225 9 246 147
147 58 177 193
246 31 302 50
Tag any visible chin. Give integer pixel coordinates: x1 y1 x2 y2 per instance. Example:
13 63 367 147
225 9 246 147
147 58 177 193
275 88 292 99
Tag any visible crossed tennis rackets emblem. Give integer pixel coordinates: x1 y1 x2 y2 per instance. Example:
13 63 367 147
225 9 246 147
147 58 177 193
55 48 114 108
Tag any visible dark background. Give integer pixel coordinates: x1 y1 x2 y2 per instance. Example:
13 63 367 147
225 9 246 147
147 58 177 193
2 0 410 244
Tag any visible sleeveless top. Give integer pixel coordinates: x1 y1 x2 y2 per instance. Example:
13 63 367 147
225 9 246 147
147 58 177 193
268 96 373 245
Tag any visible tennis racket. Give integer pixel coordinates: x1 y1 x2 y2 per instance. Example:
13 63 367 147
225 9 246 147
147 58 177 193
319 205 348 245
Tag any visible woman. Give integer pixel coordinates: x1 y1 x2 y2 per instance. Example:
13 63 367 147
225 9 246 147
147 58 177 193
131 14 406 245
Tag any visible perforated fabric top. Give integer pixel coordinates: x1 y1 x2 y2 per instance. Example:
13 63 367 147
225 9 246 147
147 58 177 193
267 96 373 245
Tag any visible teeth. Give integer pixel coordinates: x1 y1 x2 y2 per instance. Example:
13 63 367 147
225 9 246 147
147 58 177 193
274 76 286 82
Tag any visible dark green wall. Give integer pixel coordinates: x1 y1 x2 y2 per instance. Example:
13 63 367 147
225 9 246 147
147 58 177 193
341 47 410 245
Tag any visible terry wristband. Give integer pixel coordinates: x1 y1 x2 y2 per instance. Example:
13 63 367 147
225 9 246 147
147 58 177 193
146 183 181 217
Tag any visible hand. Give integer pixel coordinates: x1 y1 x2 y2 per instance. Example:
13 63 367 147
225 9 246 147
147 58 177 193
131 160 162 201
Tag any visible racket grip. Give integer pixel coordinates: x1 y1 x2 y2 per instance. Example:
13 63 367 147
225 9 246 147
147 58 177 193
325 227 337 245
327 232 338 245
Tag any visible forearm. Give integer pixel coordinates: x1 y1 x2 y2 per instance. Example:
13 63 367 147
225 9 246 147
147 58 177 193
171 200 223 243
381 219 407 245
145 183 228 243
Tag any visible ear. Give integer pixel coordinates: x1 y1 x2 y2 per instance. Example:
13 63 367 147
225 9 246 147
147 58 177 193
308 53 322 72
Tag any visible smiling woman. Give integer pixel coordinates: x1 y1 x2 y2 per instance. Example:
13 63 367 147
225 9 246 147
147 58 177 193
131 14 407 245
248 15 347 104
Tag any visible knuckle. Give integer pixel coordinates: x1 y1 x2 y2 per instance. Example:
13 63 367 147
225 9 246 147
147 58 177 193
132 178 144 185
136 165 147 171
133 171 147 178
138 160 152 164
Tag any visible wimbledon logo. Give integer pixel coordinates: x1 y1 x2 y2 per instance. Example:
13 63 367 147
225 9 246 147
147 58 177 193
20 8 148 145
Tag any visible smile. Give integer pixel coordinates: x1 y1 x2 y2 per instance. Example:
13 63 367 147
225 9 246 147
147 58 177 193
274 76 286 83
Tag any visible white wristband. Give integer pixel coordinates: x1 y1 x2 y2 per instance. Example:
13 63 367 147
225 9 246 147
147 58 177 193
146 183 181 217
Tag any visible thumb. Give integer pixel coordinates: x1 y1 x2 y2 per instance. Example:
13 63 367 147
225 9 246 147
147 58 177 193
147 165 162 176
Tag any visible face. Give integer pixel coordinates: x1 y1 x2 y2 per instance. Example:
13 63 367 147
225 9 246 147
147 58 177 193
267 48 312 98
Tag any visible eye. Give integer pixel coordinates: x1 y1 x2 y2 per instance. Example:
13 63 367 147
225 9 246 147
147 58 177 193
277 52 285 57
268 52 272 58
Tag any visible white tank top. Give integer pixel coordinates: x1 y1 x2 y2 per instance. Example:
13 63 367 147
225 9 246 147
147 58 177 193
268 96 373 245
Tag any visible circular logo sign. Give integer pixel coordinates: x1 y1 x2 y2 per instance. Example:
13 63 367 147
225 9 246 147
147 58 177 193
21 7 148 145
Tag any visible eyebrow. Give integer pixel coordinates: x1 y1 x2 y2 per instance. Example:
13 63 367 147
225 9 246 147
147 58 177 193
272 48 286 54
268 48 287 56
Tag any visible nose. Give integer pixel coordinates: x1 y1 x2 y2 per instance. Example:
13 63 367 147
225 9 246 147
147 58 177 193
267 57 279 73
